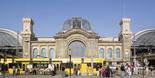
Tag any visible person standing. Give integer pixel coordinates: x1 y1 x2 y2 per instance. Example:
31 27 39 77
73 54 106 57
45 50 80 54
48 64 55 76
150 66 154 76
13 66 16 76
61 66 68 77
126 65 132 78
120 64 126 78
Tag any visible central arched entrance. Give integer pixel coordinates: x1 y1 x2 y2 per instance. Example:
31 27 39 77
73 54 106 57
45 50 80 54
68 40 86 58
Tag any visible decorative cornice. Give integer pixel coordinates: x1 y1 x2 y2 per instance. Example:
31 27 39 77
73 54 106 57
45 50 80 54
54 29 100 39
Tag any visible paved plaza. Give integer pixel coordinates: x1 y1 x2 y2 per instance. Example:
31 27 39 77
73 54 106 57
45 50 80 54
1 74 154 78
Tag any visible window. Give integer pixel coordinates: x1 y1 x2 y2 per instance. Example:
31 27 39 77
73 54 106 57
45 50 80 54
99 48 104 58
116 48 121 58
68 40 86 58
41 48 46 58
49 48 55 58
108 48 112 59
33 48 38 58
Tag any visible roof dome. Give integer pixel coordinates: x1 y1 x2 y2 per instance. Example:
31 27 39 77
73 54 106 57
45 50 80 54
133 28 155 46
62 17 91 31
0 28 22 46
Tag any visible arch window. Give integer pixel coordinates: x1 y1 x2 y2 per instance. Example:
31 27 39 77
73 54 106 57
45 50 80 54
49 48 55 58
41 48 46 58
108 48 112 59
33 48 38 58
68 40 86 58
116 48 121 58
99 48 104 58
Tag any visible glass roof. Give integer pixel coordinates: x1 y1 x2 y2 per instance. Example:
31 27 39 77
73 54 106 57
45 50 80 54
134 31 155 46
0 32 20 46
62 17 91 31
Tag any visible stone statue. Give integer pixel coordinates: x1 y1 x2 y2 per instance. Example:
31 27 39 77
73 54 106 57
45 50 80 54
73 18 81 29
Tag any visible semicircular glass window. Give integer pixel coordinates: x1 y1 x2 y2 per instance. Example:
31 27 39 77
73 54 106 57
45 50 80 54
49 48 55 58
108 48 112 59
99 48 104 58
68 41 86 58
116 48 121 58
33 48 38 58
41 48 46 58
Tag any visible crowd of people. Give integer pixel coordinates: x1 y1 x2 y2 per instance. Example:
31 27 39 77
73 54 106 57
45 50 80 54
10 62 154 78
96 63 155 78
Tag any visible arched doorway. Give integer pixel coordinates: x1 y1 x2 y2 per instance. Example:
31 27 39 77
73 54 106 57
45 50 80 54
68 40 86 58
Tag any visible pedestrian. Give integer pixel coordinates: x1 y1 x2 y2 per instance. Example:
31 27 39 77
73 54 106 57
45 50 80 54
17 66 20 75
105 65 113 77
74 64 77 75
48 64 55 76
13 66 16 76
101 66 106 77
96 64 100 76
77 64 81 76
120 64 126 78
126 65 132 78
150 66 154 76
61 66 68 77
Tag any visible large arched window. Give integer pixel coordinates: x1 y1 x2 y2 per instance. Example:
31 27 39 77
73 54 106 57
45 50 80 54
49 48 55 58
116 48 121 58
99 48 104 58
68 40 86 58
33 48 38 58
41 48 46 58
108 48 112 59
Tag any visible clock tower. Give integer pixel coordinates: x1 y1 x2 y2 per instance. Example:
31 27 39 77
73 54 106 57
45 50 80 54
21 17 35 58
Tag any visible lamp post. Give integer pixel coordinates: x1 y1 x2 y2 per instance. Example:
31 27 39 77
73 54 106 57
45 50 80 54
91 51 94 75
69 48 71 76
141 53 144 78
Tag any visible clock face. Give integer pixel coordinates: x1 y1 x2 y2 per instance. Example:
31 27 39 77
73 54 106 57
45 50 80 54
25 26 28 29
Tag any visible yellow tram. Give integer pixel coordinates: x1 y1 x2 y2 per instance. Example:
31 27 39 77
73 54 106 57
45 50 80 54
0 58 105 75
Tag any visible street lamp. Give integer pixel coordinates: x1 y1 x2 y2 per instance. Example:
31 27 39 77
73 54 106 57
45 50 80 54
91 51 94 75
68 48 71 76
141 53 145 78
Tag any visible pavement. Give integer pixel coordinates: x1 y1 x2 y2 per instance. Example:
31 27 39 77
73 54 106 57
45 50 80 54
1 70 155 78
0 74 155 78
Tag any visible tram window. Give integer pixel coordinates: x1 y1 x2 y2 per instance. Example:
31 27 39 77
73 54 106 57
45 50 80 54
0 63 2 70
66 62 73 68
23 64 25 71
61 62 73 68
6 64 8 71
1 64 5 71
16 62 22 68
9 63 15 68
93 63 102 68
87 63 91 67
33 63 48 68
74 64 76 67
33 63 37 68
57 64 59 70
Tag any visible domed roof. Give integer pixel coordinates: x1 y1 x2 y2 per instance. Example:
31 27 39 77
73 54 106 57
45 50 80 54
62 17 91 31
0 28 22 46
133 28 155 46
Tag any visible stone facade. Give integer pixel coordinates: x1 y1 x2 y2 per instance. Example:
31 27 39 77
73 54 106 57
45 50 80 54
21 17 132 63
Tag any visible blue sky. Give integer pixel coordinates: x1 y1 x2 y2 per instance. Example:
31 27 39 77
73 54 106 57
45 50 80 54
0 0 155 37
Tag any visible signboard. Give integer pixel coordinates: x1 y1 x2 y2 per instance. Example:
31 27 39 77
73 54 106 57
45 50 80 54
27 64 33 69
